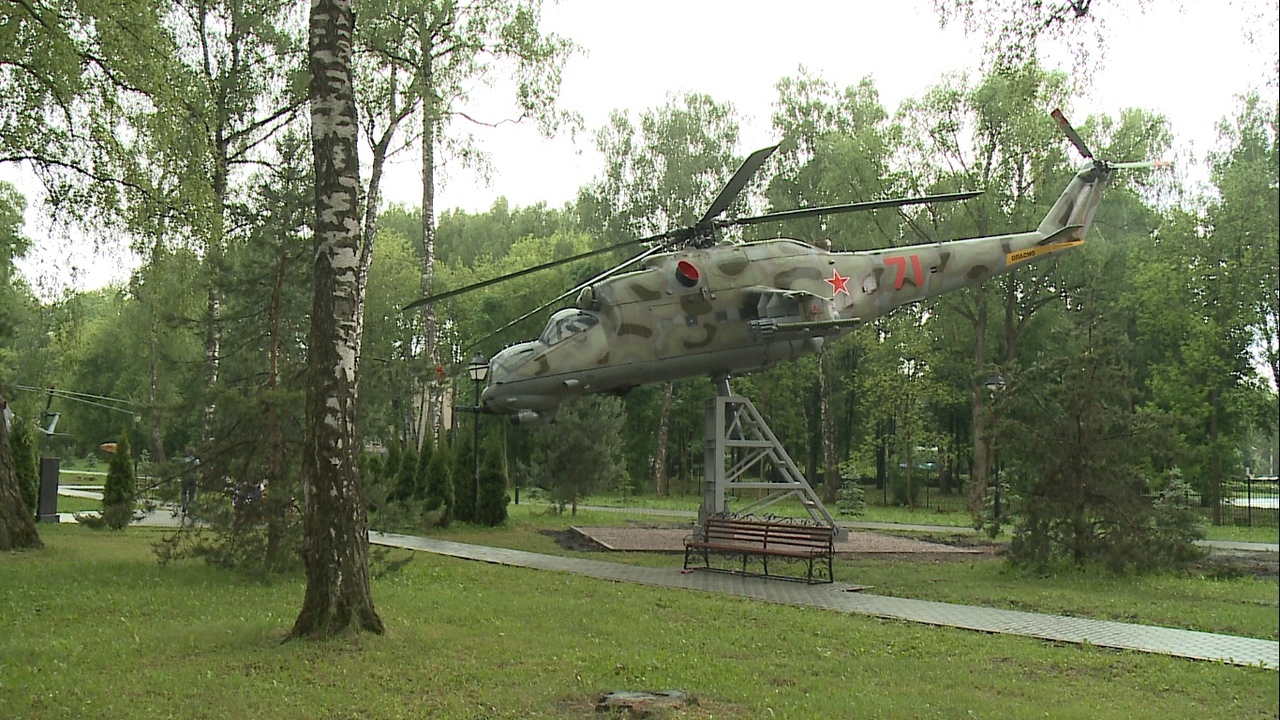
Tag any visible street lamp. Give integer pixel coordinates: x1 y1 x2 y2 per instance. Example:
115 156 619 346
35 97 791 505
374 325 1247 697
984 375 1006 520
467 352 489 520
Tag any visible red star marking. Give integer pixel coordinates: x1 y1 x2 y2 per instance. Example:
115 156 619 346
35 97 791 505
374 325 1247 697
825 269 850 296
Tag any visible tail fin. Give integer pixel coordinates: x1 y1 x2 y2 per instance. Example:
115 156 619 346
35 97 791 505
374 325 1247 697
1036 161 1114 241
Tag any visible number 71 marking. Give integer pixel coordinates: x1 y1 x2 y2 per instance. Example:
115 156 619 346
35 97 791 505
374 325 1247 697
884 254 923 290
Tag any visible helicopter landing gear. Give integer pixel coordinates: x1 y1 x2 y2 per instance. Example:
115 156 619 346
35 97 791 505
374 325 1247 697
698 376 844 540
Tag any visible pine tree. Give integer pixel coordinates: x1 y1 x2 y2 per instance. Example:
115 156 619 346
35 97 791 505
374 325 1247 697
528 396 626 516
102 431 136 530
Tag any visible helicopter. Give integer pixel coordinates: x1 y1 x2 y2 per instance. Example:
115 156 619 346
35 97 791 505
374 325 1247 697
411 110 1166 426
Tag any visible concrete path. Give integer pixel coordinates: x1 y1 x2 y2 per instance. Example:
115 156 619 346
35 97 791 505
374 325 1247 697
370 530 1278 670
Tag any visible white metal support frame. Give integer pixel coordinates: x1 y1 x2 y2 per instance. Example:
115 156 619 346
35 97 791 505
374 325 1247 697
699 377 844 538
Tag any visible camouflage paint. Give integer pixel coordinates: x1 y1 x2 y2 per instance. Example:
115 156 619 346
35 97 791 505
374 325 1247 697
483 161 1114 424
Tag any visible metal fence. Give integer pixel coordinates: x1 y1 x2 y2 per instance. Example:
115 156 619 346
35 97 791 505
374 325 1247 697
1219 476 1279 528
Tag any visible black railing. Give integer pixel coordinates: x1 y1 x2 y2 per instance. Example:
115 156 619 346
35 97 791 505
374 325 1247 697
1219 476 1279 528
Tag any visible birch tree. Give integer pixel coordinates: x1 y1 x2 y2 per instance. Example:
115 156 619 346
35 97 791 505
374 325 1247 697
292 0 382 637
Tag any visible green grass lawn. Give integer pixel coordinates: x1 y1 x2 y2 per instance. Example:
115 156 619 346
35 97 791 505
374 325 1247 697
55 495 100 514
57 469 106 486
2 524 1275 720
1203 524 1280 544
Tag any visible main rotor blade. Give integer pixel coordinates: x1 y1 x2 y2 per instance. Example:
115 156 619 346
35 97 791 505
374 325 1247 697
729 190 983 227
402 236 645 311
698 143 780 223
468 244 667 351
1108 159 1173 169
1051 108 1095 160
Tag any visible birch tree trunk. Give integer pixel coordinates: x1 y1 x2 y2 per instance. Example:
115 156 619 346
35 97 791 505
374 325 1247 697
148 310 167 464
417 15 443 448
968 293 991 521
818 350 839 504
654 382 674 495
291 0 383 638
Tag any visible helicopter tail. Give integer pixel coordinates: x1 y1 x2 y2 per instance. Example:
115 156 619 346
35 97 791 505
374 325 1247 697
1036 109 1170 243
1035 161 1113 242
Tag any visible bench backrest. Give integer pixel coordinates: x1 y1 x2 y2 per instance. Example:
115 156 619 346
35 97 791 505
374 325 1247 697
702 517 834 550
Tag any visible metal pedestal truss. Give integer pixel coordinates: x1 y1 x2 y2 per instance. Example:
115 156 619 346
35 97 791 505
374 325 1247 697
700 377 844 539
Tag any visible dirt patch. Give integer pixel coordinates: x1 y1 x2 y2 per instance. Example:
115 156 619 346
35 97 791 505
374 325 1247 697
540 528 610 552
1193 550 1279 580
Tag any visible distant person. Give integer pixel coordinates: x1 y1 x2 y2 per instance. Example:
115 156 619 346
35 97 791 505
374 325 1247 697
181 447 200 514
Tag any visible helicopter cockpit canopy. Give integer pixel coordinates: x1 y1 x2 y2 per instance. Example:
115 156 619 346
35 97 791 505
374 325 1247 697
538 308 600 346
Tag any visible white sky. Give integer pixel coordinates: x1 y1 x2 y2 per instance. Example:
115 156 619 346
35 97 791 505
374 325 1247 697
9 0 1278 297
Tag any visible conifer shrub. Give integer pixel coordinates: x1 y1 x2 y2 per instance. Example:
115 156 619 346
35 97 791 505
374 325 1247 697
395 446 419 506
101 431 137 530
413 441 433 502
424 441 453 526
452 433 475 523
476 455 508 527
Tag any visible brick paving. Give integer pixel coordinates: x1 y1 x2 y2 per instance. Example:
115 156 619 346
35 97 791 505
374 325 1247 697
369 530 1279 670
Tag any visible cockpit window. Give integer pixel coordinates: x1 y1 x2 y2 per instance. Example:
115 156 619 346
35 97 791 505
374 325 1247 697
539 309 600 346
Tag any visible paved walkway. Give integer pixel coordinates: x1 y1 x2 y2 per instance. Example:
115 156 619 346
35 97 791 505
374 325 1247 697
369 530 1278 670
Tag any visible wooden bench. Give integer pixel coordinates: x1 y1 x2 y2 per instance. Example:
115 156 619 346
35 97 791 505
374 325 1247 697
683 515 836 583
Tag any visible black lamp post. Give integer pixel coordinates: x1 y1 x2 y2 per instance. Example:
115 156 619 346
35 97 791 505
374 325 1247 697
984 375 1006 520
467 352 489 519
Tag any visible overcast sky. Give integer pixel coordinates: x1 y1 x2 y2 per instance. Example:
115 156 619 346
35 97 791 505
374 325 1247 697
10 0 1278 296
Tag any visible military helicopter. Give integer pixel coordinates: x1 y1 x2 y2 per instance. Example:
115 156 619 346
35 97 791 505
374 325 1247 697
411 110 1166 426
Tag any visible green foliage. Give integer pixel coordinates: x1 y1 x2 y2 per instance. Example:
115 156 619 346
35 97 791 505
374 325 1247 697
413 441 432 502
382 441 402 487
360 451 384 489
423 440 453 523
888 471 922 509
475 455 509 527
101 432 136 530
1147 468 1210 565
0 182 31 342
525 396 626 512
1005 297 1205 574
451 432 476 524
393 446 418 506
835 481 867 518
11 416 39 516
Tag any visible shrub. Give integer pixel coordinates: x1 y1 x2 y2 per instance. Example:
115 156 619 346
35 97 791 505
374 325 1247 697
101 431 137 530
414 441 433 502
889 471 921 508
835 481 866 517
475 455 508 527
394 446 419 506
452 432 476 523
423 441 453 522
